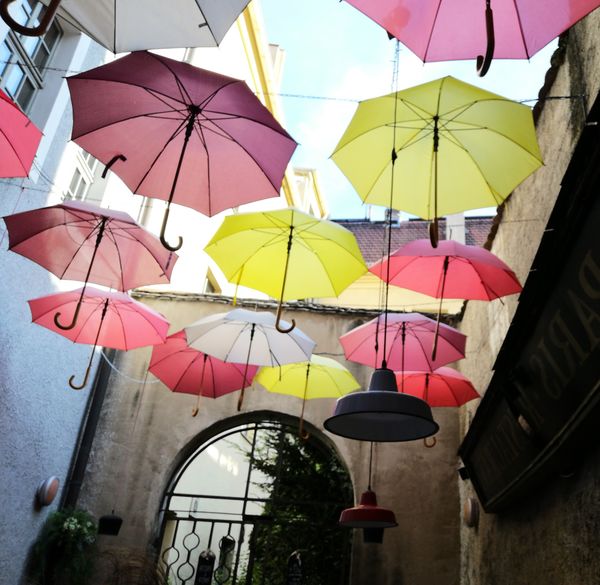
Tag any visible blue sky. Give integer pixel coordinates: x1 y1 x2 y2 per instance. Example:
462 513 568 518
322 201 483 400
260 0 556 219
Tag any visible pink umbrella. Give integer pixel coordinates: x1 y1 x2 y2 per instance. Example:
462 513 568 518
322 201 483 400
0 88 42 178
4 200 178 330
29 287 169 389
394 367 480 407
344 0 600 75
149 331 258 415
66 51 297 251
339 312 466 372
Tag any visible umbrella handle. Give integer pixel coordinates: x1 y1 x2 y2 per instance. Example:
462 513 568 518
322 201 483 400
236 386 246 412
424 437 437 448
54 297 83 331
275 300 295 333
101 154 127 179
476 0 495 77
429 219 439 248
0 0 61 36
160 206 183 252
298 417 310 441
68 348 94 390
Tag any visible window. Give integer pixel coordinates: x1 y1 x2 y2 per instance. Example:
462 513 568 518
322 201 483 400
0 0 62 110
63 150 97 202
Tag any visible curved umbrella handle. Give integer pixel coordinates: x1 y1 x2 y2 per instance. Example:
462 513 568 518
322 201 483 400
54 297 82 331
0 0 61 36
429 218 439 248
236 386 246 412
298 416 310 441
68 348 94 390
423 436 437 449
476 0 495 77
275 300 295 333
101 154 127 179
160 206 183 252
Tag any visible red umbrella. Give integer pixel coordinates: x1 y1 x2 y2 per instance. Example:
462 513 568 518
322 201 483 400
339 312 466 372
66 51 297 251
370 239 521 358
149 331 258 415
394 367 480 407
29 286 169 389
0 88 42 178
344 0 600 75
4 200 178 330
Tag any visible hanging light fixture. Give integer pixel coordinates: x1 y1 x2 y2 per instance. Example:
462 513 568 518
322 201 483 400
325 40 439 443
339 443 397 543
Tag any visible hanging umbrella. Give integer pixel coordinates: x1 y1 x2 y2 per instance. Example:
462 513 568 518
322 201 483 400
339 312 466 371
255 355 360 437
0 0 251 53
394 367 480 407
204 208 367 332
29 286 169 389
66 51 297 251
369 238 521 357
4 200 178 329
343 0 600 75
185 308 316 410
331 76 542 245
0 88 42 178
149 330 258 416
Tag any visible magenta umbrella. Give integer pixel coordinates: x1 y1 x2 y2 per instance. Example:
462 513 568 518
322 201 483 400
149 331 258 415
4 200 178 330
344 0 600 75
29 286 169 390
339 312 466 372
0 88 42 178
66 51 297 251
394 367 480 407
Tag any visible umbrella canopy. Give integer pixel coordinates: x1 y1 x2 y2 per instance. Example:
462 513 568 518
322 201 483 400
0 88 42 178
394 367 480 407
369 239 522 301
205 208 367 331
149 330 258 415
185 308 316 409
331 76 542 241
344 0 600 74
66 51 297 250
4 200 178 330
0 0 251 53
339 312 466 371
256 355 360 437
29 286 169 389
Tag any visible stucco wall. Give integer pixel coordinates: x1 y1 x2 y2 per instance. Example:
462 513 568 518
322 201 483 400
77 294 461 585
457 13 600 585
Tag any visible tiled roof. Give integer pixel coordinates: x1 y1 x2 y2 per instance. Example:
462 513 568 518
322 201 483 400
335 217 494 264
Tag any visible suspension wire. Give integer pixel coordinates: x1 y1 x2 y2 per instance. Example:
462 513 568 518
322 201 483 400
368 441 374 490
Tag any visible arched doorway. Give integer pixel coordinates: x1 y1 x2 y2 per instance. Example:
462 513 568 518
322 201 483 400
159 416 353 585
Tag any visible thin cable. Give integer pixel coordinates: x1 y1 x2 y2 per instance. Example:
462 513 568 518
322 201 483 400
368 441 374 490
100 350 162 384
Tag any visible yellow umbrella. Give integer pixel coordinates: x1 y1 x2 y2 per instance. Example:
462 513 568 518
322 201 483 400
205 208 367 332
255 355 360 438
332 76 543 244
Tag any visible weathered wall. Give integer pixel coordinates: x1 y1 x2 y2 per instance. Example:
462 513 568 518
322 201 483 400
77 294 461 585
457 13 600 585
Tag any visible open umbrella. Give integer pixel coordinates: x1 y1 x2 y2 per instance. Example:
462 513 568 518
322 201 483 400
0 0 251 53
339 312 466 371
344 0 600 75
29 286 169 389
394 367 480 407
255 355 360 437
0 88 42 178
331 76 542 245
66 51 297 251
185 308 316 410
149 330 258 416
4 200 178 330
204 208 367 332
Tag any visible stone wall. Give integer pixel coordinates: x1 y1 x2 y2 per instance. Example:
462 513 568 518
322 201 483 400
77 294 461 585
457 13 600 585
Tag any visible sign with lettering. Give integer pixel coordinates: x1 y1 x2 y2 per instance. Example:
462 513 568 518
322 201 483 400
459 119 600 512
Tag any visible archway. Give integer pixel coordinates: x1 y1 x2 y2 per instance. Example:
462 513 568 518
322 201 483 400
158 414 353 585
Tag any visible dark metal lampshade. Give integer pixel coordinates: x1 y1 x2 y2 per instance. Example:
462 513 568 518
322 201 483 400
323 368 439 442
339 489 397 529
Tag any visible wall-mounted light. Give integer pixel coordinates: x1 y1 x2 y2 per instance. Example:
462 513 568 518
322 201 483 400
35 476 60 507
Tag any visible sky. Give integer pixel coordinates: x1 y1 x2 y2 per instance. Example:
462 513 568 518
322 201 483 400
259 0 557 219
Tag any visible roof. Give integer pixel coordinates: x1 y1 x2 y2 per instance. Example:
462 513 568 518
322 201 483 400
335 217 494 264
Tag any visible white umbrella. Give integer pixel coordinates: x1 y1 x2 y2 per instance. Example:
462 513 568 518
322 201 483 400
1 0 251 53
185 308 316 409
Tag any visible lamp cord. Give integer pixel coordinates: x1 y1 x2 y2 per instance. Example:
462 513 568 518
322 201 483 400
368 441 374 491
